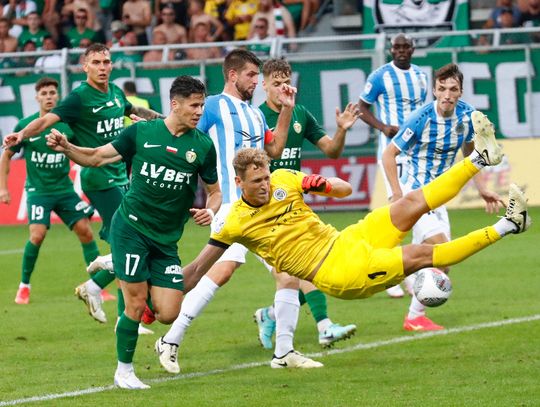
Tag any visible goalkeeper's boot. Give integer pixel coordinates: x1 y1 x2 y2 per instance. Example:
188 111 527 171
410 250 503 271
505 183 531 234
471 111 503 166
319 323 357 348
114 368 150 390
87 253 113 273
155 336 180 374
253 307 276 349
271 350 324 369
75 283 107 323
15 285 30 304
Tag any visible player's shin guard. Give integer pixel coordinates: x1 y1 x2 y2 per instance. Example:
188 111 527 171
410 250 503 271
81 241 100 266
432 226 501 268
304 290 328 323
21 241 40 284
91 268 116 289
116 313 140 363
422 158 479 210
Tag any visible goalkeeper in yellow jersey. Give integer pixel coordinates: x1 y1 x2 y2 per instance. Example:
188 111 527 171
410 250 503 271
177 112 530 366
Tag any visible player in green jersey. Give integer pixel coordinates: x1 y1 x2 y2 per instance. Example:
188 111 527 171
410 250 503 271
2 43 163 326
254 58 361 349
46 75 221 390
0 77 98 305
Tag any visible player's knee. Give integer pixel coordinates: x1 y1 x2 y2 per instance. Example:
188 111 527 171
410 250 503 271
275 272 299 289
74 220 94 243
124 298 148 320
207 263 237 286
154 306 180 324
29 231 46 246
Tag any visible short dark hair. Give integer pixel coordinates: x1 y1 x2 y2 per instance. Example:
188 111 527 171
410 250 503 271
434 63 463 90
35 77 59 92
222 49 261 81
262 58 291 79
123 80 137 94
169 75 206 100
84 43 110 59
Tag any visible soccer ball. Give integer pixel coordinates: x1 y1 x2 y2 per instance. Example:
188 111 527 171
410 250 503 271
413 268 452 307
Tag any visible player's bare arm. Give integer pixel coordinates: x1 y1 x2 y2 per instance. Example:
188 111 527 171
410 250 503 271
301 174 352 198
382 142 403 202
317 102 360 159
127 105 165 120
46 128 122 167
264 84 296 158
462 140 504 213
2 112 60 148
189 181 222 226
358 99 399 138
0 149 15 204
182 243 226 292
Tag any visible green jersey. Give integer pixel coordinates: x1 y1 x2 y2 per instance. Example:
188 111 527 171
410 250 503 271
18 28 49 48
111 119 218 245
10 113 74 197
259 103 326 171
66 27 97 48
52 81 132 192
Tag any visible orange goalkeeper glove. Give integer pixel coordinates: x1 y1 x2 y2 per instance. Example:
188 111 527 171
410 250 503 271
301 174 332 193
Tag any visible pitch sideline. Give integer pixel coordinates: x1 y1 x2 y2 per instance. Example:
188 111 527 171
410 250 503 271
1 314 539 406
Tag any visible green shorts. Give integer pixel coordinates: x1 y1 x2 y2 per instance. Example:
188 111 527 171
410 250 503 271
85 185 128 243
26 192 94 229
110 212 184 291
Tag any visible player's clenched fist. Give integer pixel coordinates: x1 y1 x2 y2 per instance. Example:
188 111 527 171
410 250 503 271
301 174 332 193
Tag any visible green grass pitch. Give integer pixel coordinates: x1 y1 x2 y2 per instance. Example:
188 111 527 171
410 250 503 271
1 208 539 406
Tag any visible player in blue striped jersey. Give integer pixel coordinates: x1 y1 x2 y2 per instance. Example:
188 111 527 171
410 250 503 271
155 50 324 372
359 33 428 298
383 63 503 331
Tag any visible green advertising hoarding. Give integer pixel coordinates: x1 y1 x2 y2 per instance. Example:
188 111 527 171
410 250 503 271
1 48 539 160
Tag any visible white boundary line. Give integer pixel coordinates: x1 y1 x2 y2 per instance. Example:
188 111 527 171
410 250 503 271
0 249 24 255
1 314 539 406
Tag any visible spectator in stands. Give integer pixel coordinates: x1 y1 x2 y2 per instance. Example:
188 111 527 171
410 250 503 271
67 8 97 48
248 0 296 41
112 30 143 64
122 0 152 45
41 0 61 41
17 11 48 49
186 21 221 60
281 0 318 31
0 17 17 53
153 6 187 44
155 0 189 28
520 0 540 41
107 20 128 48
60 0 97 31
484 0 522 28
247 17 271 56
123 80 150 126
143 29 175 65
225 0 259 40
34 36 63 73
187 0 224 42
1 0 37 38
499 8 529 43
15 39 37 74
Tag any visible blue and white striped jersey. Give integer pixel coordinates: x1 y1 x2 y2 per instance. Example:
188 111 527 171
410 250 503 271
392 100 475 189
198 92 269 204
360 62 428 160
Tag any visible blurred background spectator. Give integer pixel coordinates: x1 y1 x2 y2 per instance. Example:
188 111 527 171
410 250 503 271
185 21 221 59
0 17 17 53
122 0 152 45
225 0 259 40
107 20 128 48
281 0 317 31
112 29 142 63
66 8 97 48
155 0 189 28
143 29 175 65
248 0 295 41
484 0 522 28
187 0 224 42
1 0 37 38
17 12 47 49
153 5 187 44
247 16 271 56
123 80 150 126
34 36 62 73
520 0 540 41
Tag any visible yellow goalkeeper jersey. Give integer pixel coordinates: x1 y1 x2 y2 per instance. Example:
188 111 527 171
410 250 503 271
210 169 339 280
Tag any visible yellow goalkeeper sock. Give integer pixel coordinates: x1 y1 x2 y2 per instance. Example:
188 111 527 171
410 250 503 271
422 158 479 210
433 226 502 268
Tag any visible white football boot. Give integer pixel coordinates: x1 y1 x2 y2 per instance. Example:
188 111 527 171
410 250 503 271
471 111 503 166
75 283 107 323
155 336 180 374
271 350 324 369
505 183 531 234
114 369 150 389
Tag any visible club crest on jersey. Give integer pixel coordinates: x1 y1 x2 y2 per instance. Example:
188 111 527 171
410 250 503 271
273 188 287 201
186 150 197 163
293 122 302 134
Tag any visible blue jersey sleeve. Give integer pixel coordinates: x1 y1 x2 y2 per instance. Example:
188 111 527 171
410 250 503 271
198 96 218 133
392 106 429 153
360 69 383 104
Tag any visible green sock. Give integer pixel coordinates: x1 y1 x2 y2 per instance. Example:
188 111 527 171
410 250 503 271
91 269 115 289
81 241 100 266
117 288 125 317
116 313 139 363
298 290 307 306
21 241 40 284
305 290 328 323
